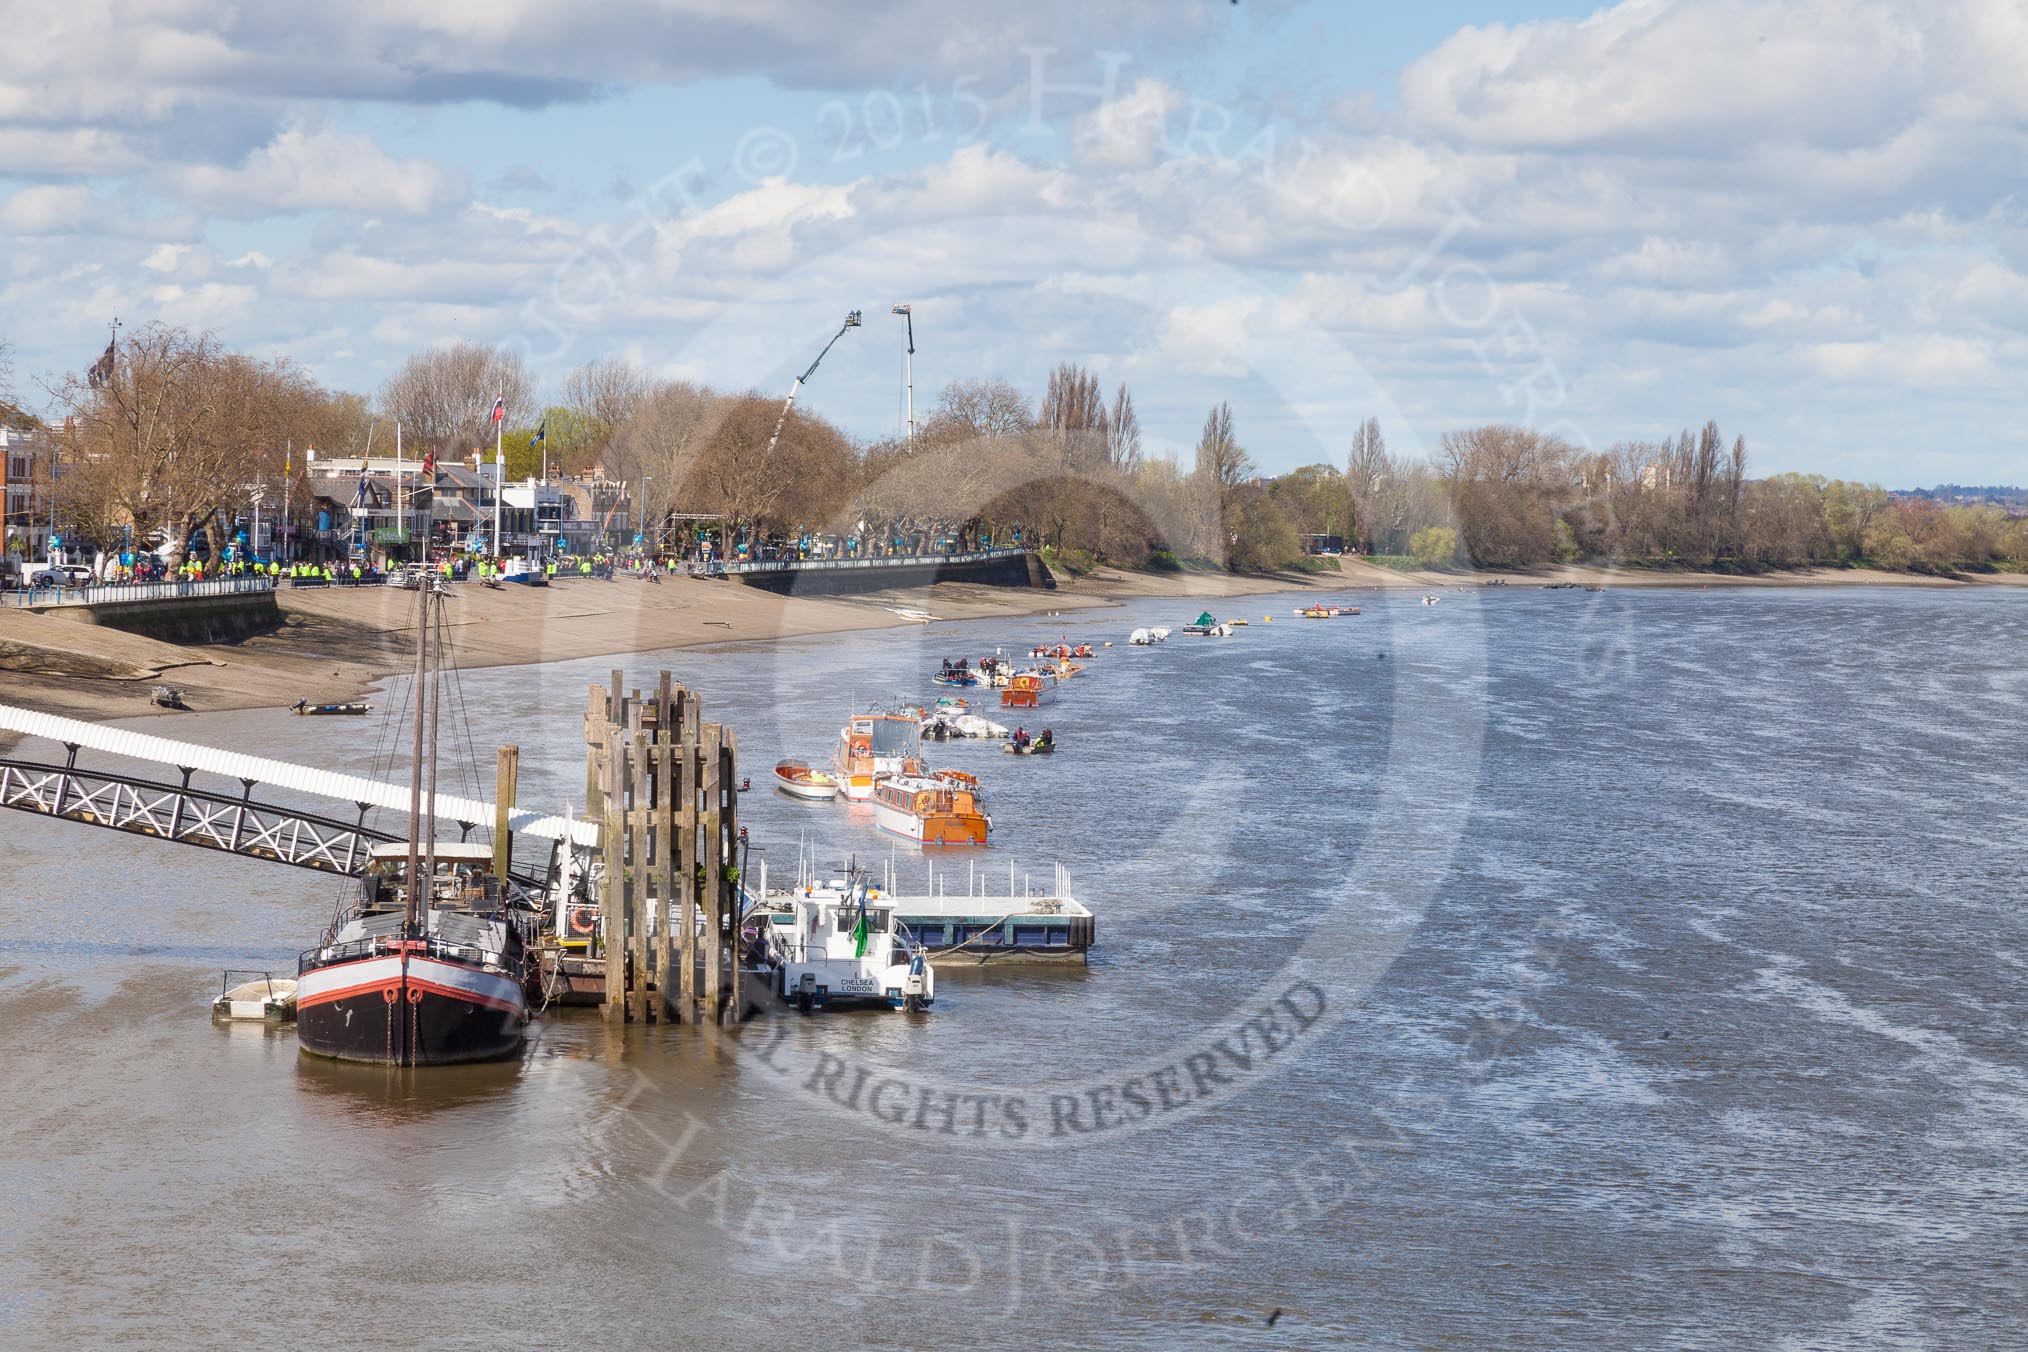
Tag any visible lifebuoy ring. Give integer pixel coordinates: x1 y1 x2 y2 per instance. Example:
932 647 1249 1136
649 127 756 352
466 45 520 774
567 905 598 936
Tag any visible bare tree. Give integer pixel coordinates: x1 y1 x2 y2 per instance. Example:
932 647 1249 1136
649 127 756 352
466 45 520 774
925 379 1031 441
51 323 328 564
1195 401 1251 493
1346 416 1391 552
565 356 652 466
1038 363 1108 468
379 342 534 453
605 381 725 524
1106 384 1142 474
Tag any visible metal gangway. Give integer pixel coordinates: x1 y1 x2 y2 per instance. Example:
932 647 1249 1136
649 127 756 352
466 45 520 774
0 703 595 901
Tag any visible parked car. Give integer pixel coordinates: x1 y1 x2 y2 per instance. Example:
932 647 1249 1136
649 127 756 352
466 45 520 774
23 564 95 588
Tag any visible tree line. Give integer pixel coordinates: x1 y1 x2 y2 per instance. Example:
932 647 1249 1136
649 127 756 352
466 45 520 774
8 321 2020 575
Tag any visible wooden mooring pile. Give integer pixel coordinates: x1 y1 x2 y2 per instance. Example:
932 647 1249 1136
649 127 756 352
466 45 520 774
583 669 742 1025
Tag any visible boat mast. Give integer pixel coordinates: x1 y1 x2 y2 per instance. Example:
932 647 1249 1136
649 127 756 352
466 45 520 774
422 576 442 905
403 576 430 933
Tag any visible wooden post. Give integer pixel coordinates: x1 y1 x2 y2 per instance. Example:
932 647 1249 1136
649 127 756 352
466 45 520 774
584 683 608 818
701 722 724 1024
720 727 741 1024
600 724 626 1023
653 674 676 1024
629 712 651 1023
678 700 701 1025
492 744 519 882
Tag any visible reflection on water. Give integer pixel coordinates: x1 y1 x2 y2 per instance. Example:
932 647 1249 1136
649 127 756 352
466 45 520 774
293 1052 530 1123
1 586 2026 1349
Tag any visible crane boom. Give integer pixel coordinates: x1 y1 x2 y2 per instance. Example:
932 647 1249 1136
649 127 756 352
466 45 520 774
764 310 861 461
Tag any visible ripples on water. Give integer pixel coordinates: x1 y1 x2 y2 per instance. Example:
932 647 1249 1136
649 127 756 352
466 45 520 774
1 585 2024 1349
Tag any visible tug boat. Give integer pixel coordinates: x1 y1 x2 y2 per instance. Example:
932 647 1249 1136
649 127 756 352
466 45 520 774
774 760 842 801
872 766 990 845
758 876 934 1012
294 570 530 1066
834 710 923 801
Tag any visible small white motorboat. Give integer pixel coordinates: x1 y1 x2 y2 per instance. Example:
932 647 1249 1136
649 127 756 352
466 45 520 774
775 760 842 801
212 970 298 1023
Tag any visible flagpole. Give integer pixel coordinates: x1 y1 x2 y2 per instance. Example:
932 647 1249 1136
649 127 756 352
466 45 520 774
395 421 403 565
493 400 504 560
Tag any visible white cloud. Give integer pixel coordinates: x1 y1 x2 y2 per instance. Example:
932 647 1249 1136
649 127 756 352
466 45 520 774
0 185 91 234
1402 0 1928 154
0 125 142 177
1069 78 1185 171
174 124 467 217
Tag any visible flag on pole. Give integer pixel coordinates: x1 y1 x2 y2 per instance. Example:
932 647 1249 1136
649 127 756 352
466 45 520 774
530 420 545 449
490 396 505 425
852 883 871 957
87 340 115 389
421 447 436 475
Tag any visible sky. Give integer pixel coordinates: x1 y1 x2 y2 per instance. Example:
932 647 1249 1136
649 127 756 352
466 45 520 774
2 0 2026 485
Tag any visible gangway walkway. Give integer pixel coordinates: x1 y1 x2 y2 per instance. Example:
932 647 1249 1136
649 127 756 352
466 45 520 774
0 703 596 897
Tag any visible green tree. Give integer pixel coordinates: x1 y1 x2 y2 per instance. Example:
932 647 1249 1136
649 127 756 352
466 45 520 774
1410 525 1460 567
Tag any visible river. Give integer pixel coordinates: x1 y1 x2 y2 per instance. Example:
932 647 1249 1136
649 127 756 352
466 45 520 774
1 584 2024 1349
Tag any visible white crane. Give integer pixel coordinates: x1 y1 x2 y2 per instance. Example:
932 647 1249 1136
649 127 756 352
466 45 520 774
764 310 861 462
892 303 915 441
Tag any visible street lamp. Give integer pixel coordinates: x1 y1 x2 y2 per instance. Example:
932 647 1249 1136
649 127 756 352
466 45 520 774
891 304 915 442
639 474 653 553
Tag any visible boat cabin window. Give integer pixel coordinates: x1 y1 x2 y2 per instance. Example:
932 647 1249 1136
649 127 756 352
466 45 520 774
867 722 916 755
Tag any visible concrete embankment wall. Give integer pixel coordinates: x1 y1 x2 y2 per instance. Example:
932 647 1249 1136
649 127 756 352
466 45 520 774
42 590 282 644
733 551 1054 597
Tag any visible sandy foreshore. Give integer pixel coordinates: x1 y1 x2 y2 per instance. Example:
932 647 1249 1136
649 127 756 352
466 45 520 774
2 557 2019 724
1332 557 2028 590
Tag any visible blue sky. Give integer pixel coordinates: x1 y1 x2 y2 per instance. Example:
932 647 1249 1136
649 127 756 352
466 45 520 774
3 0 2026 486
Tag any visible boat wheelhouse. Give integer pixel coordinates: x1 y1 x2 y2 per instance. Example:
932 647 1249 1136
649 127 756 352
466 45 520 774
760 879 934 1012
834 711 922 801
872 768 990 845
999 671 1056 709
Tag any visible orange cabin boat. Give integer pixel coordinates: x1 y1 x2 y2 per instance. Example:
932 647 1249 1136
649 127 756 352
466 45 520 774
1000 672 1055 708
873 769 990 845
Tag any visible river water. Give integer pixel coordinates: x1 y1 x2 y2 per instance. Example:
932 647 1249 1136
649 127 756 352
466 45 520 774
2 584 2025 1349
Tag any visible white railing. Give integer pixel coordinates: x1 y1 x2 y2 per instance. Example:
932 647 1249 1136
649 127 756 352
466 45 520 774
6 575 278 608
693 546 1025 577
